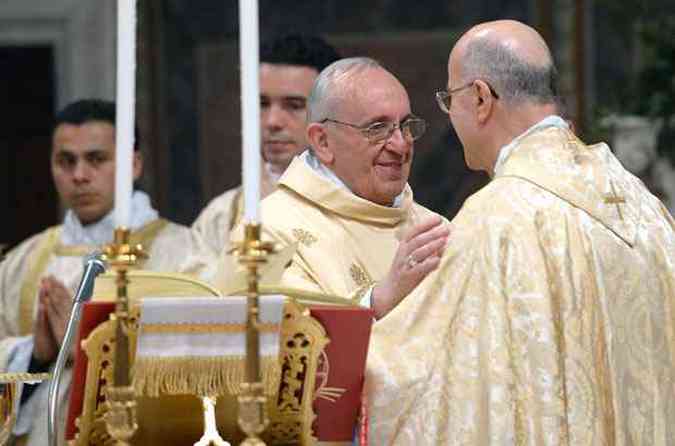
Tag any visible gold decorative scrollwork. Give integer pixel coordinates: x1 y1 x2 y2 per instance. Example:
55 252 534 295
0 382 16 446
265 300 329 445
292 229 318 247
266 418 301 444
71 309 140 445
71 299 330 446
349 264 371 288
71 318 116 445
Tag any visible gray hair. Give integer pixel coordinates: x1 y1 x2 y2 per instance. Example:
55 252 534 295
307 57 383 123
461 38 559 105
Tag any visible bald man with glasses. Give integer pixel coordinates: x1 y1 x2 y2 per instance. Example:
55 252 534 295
366 20 675 445
230 57 448 318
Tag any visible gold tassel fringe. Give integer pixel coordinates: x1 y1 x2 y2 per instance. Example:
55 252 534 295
132 356 280 398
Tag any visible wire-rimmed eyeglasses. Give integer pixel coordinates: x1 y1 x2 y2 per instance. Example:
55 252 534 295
320 116 427 144
435 80 500 114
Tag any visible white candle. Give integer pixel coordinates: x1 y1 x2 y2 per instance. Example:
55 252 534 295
239 0 261 223
114 0 137 228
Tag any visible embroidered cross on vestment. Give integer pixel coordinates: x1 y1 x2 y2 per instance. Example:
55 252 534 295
604 181 626 221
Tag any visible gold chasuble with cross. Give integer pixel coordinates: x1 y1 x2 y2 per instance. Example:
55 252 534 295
366 126 675 445
236 156 443 301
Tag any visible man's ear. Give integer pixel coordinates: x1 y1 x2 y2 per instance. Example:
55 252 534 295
474 80 495 124
132 151 143 181
307 123 334 165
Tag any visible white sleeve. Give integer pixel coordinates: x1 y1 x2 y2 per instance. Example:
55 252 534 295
5 335 33 373
359 286 373 308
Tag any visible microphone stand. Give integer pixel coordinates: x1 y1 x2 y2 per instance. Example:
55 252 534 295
47 253 107 446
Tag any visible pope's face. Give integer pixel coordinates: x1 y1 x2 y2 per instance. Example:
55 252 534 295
260 63 319 173
322 68 414 206
51 121 141 225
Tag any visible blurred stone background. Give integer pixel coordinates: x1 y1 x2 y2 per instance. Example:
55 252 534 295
1 0 673 248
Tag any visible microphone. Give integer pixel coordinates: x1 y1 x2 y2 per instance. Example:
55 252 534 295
47 252 107 446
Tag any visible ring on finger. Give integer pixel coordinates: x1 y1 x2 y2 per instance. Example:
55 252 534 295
406 254 418 269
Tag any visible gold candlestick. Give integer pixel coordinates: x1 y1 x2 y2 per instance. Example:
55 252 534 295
102 227 145 445
233 224 276 445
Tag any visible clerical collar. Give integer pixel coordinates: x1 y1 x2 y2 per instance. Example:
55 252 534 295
61 190 159 246
493 115 569 176
299 149 404 208
264 162 283 184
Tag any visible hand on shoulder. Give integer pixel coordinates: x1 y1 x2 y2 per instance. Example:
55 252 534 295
372 215 449 319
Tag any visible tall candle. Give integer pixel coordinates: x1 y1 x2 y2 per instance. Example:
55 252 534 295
114 0 137 228
239 0 261 223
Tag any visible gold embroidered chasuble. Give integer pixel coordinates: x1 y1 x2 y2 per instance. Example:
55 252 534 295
0 218 215 445
235 157 443 300
366 126 675 445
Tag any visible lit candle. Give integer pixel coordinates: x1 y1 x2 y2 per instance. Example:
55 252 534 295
114 0 137 228
239 0 261 223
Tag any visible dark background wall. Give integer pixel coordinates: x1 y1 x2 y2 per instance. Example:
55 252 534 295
0 46 57 250
2 0 673 249
140 0 674 225
138 0 533 225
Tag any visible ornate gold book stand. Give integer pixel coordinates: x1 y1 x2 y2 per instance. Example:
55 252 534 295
67 224 361 445
69 295 330 445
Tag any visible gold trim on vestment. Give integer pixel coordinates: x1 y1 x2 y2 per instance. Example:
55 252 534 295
52 244 94 257
228 188 244 232
292 228 318 247
19 226 60 335
279 157 414 226
140 322 279 334
349 263 371 288
18 219 169 336
122 218 169 250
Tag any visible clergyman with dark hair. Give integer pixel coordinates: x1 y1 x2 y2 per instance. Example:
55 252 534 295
0 99 215 446
192 33 342 256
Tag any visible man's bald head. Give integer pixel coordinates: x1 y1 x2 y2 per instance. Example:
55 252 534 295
450 20 559 106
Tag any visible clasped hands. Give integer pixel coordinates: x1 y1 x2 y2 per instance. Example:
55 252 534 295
372 215 449 319
33 276 74 364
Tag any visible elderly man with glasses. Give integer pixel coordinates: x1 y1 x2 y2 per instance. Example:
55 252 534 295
366 20 675 445
230 57 449 318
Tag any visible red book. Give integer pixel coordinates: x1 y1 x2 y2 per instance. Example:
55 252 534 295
309 306 373 442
